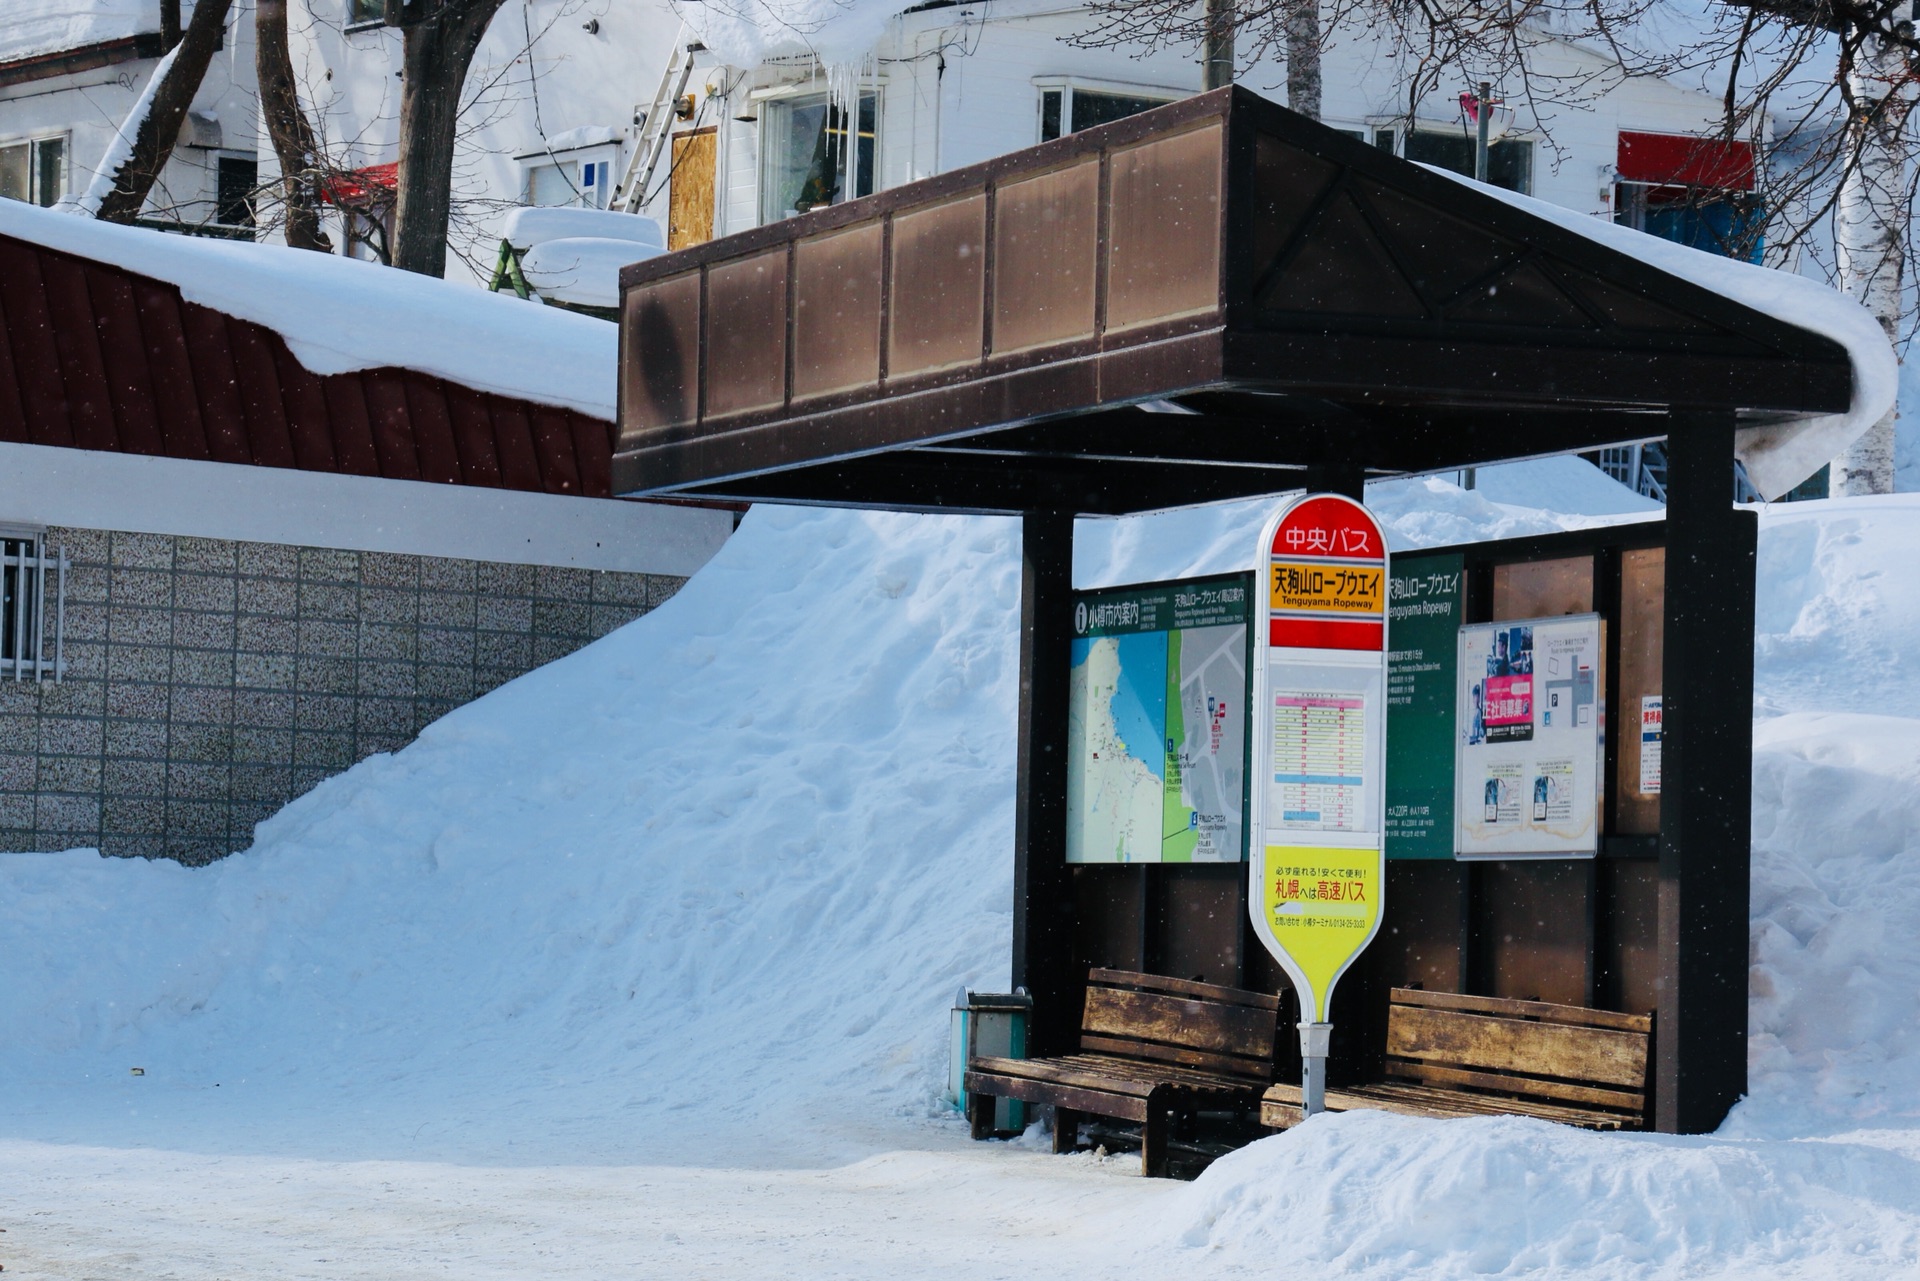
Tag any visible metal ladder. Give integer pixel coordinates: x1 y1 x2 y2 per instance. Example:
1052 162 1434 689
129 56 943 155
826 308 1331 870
611 28 705 215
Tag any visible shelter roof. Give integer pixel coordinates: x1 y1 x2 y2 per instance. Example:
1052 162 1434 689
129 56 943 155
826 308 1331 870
615 88 1862 515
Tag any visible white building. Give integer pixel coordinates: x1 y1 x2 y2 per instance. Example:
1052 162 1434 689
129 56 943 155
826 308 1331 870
0 1 260 232
276 0 1760 289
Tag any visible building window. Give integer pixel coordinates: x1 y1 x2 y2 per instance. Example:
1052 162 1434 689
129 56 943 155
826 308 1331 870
760 91 876 223
1404 130 1532 194
216 155 257 226
525 157 609 209
346 0 383 27
1037 84 1177 142
0 136 67 207
0 529 65 683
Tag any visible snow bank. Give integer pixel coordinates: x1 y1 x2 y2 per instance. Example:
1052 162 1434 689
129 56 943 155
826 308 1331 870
501 205 664 252
1176 1110 1920 1276
10 461 1920 1275
0 201 616 420
521 236 664 308
0 0 155 66
1439 169 1898 501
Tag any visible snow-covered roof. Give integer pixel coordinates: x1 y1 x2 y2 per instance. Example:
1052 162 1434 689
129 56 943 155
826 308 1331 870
0 200 616 422
0 0 159 67
1436 168 1897 500
522 237 665 309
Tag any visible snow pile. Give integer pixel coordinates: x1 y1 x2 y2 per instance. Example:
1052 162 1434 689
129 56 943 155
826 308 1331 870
522 237 665 307
0 505 1024 1158
501 205 664 251
0 0 156 66
1444 169 1898 500
12 461 1920 1276
1176 1110 1920 1274
0 200 616 420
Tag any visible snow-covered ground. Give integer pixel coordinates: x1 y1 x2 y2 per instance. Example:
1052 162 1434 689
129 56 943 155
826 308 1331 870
7 457 1920 1278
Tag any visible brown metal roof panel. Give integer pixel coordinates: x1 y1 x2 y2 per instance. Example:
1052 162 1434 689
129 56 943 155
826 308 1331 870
360 368 424 481
84 263 167 457
487 399 546 492
444 384 505 488
226 319 297 469
402 376 465 485
271 341 342 473
38 253 118 452
130 277 214 461
177 300 254 465
529 404 585 495
0 239 68 448
319 373 382 477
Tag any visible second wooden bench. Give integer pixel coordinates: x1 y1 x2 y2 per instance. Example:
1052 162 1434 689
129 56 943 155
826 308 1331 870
1262 988 1652 1132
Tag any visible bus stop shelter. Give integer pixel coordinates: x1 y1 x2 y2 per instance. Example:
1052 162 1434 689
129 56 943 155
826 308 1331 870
614 86 1854 1134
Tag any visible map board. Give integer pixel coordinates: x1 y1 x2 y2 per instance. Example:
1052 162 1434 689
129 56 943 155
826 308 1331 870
1384 553 1464 860
1066 575 1250 864
1455 614 1605 858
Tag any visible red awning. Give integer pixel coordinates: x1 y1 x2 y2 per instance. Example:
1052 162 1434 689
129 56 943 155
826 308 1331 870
319 162 398 205
1616 132 1754 191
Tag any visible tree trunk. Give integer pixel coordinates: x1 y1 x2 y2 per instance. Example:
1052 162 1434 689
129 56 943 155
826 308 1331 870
1203 0 1235 90
1286 0 1321 120
392 0 508 277
94 0 234 223
160 0 182 50
1833 31 1910 496
257 0 334 252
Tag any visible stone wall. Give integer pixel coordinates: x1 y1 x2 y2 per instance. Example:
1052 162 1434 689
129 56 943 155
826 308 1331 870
0 526 683 864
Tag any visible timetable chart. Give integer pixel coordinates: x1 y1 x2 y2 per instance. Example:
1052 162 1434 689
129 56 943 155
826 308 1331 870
1269 691 1368 832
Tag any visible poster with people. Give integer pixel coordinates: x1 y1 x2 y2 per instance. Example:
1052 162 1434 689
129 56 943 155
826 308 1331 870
1455 615 1603 858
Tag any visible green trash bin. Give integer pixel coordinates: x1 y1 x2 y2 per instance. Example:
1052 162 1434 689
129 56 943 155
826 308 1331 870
947 987 1032 1135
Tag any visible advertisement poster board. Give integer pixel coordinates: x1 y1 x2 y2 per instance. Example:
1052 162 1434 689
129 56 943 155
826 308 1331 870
1384 553 1464 859
1454 613 1604 858
1247 495 1388 1028
1065 575 1250 864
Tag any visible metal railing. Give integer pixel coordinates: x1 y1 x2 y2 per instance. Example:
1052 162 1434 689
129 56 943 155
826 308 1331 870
1 534 65 683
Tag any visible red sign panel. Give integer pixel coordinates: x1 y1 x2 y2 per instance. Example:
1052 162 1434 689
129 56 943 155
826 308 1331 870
1267 494 1387 652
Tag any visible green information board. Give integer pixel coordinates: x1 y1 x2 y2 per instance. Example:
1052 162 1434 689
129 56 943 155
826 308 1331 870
1385 553 1464 859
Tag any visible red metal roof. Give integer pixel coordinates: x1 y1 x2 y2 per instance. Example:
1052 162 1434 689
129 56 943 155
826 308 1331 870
0 232 614 498
1616 131 1756 191
320 163 399 207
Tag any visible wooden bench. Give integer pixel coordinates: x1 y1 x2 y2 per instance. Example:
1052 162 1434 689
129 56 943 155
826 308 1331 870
965 968 1283 1177
1261 988 1652 1132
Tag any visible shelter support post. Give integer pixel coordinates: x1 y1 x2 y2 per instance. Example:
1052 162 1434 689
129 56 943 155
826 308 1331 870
1013 510 1079 1058
1655 412 1755 1134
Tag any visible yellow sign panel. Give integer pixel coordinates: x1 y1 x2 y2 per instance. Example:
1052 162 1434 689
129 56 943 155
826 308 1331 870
1259 845 1383 1023
1269 562 1385 617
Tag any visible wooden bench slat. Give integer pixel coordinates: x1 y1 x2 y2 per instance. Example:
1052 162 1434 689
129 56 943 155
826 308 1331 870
1390 987 1651 1034
968 1071 1154 1123
1077 1034 1273 1082
1387 1006 1650 1088
1090 967 1284 1012
969 1055 1256 1101
1261 1082 1634 1131
1386 1059 1646 1113
1342 1082 1636 1129
1083 987 1277 1060
1052 1054 1264 1090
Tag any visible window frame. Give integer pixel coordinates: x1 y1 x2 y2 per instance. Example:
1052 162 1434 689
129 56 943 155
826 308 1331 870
1032 76 1185 144
0 133 69 208
0 525 65 684
345 0 385 31
754 85 880 225
518 141 620 210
